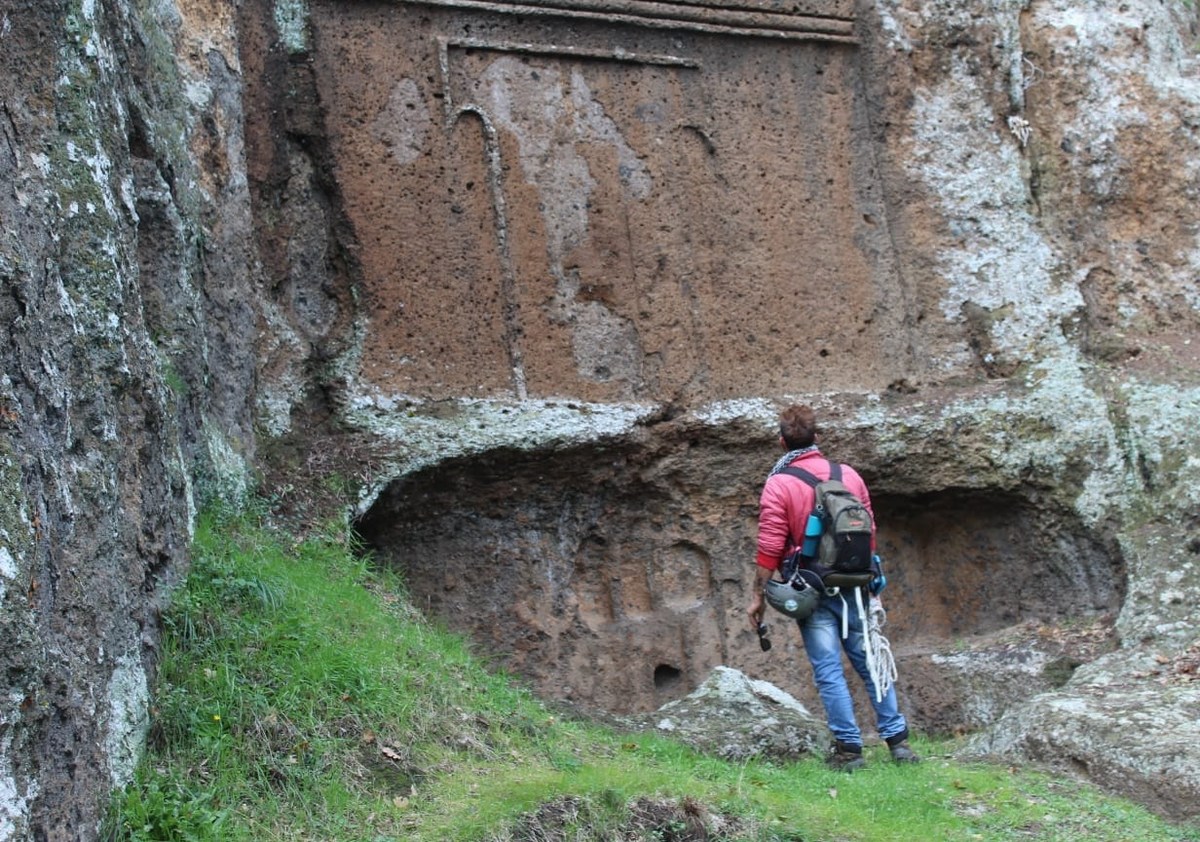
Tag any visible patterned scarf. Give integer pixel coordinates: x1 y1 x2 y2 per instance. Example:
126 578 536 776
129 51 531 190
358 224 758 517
767 444 820 479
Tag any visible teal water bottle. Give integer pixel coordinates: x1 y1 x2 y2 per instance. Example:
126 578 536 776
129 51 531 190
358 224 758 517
801 514 822 557
870 554 887 594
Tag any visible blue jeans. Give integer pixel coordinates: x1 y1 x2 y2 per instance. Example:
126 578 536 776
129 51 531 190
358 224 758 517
798 592 907 746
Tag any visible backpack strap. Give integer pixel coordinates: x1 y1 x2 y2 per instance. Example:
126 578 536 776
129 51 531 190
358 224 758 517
778 462 839 560
778 465 820 486
777 461 841 487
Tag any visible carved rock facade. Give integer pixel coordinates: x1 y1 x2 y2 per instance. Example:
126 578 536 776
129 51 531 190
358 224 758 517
1 0 1198 837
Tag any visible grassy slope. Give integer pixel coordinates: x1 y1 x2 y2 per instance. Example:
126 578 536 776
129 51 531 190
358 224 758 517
105 509 1200 842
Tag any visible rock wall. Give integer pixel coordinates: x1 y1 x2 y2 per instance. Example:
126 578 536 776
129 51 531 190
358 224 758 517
0 0 257 838
1 0 1199 837
299 0 916 407
331 0 1200 820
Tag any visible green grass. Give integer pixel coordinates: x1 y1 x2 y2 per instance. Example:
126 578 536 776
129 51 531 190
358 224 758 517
105 507 1200 842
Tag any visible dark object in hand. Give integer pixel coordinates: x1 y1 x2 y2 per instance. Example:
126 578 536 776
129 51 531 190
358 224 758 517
757 622 772 652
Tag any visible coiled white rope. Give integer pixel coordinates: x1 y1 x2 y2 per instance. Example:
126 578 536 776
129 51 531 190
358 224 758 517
834 589 896 703
864 595 897 703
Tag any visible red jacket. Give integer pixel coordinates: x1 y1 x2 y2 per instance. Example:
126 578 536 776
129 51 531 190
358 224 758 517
755 449 876 571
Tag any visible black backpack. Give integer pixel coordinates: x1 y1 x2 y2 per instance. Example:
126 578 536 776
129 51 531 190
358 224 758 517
779 462 875 581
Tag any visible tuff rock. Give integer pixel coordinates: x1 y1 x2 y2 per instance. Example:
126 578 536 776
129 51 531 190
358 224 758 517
623 666 827 762
963 646 1200 823
2 0 1200 836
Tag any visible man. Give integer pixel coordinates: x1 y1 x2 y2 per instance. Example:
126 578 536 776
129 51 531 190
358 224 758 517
747 404 919 771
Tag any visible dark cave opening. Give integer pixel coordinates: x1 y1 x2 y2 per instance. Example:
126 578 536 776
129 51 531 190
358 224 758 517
354 446 1126 717
872 488 1125 642
654 664 683 691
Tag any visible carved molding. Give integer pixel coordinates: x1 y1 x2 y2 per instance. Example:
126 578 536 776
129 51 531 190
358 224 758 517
397 0 856 42
438 37 700 120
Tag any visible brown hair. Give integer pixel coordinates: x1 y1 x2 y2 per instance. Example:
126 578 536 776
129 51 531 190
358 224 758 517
779 404 817 449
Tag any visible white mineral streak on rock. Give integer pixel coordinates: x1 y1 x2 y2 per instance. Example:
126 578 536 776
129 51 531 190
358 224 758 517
692 398 778 428
373 78 430 167
1035 3 1200 314
274 0 310 54
570 68 652 200
0 739 38 842
477 57 651 381
0 547 13 603
104 653 150 788
908 62 1079 368
480 57 593 263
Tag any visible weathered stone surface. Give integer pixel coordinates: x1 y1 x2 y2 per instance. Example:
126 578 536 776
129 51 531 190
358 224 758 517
351 379 1131 714
3 0 1200 836
0 0 257 838
300 0 915 407
622 666 827 761
962 647 1200 823
339 0 1200 819
897 618 1118 735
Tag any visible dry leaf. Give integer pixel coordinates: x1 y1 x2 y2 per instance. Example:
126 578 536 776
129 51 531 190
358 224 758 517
827 788 838 799
380 745 403 762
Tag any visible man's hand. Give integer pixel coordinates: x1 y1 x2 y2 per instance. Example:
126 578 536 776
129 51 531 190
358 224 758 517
746 563 774 631
747 589 765 632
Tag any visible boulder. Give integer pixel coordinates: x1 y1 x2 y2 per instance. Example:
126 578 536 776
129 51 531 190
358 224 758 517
624 666 828 762
961 645 1200 823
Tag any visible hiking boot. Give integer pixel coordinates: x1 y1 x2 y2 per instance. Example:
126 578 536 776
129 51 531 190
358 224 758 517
827 741 865 772
886 733 920 764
